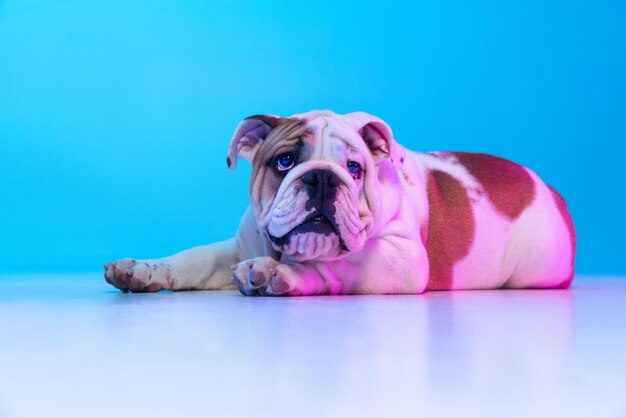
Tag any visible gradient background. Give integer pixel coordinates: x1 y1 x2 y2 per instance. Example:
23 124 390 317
0 0 624 275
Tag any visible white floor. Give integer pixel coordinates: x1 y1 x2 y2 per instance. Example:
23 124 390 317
0 275 625 418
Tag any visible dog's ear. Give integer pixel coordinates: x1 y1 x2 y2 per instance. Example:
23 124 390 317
226 114 280 170
346 112 405 169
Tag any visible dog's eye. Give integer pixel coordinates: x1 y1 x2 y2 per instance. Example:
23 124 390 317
347 161 362 179
276 152 296 172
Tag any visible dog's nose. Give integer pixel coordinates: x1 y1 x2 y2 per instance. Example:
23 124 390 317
302 169 340 190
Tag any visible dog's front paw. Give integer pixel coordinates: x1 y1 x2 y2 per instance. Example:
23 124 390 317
231 257 326 296
262 264 299 296
104 259 173 292
231 257 280 296
231 258 301 296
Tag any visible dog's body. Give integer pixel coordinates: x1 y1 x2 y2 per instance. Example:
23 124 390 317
104 110 575 295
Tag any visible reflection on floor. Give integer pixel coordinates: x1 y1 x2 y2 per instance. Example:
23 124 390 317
0 275 624 418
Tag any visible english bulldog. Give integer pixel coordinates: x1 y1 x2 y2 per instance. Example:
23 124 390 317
104 110 576 296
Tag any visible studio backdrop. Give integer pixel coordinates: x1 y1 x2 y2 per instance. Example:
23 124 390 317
0 0 624 275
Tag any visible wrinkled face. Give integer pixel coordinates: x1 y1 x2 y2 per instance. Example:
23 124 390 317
227 110 400 262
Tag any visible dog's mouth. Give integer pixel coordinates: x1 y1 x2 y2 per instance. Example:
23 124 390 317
292 213 336 235
268 212 347 250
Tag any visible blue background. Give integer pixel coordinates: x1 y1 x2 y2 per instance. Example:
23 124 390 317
0 0 624 275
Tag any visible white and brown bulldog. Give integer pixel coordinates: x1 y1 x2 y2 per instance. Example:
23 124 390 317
104 110 576 296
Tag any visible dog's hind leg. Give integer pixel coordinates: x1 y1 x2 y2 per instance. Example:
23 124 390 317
502 181 576 289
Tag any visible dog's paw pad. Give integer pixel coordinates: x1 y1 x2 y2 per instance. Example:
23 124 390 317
232 257 280 296
263 265 296 296
104 258 137 291
232 262 257 296
249 263 272 287
104 259 169 293
269 275 290 294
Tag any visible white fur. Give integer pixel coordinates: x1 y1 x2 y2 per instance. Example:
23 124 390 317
104 111 574 295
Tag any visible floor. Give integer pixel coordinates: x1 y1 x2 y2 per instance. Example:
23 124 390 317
0 275 625 418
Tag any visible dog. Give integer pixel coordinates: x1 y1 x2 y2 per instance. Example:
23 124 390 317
104 110 576 296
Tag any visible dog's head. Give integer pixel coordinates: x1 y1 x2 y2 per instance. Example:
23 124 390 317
227 110 405 262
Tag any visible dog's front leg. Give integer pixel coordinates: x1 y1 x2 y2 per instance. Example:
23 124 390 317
104 239 239 292
232 236 429 296
231 257 339 296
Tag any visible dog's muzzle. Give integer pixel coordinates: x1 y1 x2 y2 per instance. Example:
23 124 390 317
268 168 345 247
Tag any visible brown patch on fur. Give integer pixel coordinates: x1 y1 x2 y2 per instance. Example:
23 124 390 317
251 118 307 170
453 152 536 220
249 117 309 214
245 114 282 129
548 186 576 288
425 170 476 291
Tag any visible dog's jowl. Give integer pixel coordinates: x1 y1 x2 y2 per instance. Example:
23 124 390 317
104 110 576 296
